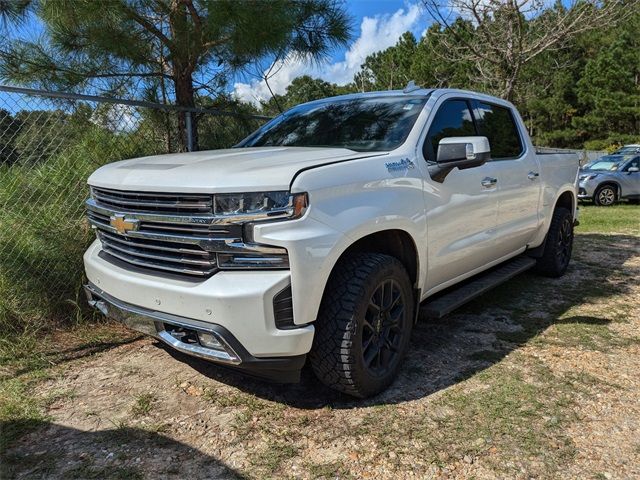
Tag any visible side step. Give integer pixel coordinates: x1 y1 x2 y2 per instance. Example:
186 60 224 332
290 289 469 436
420 256 537 319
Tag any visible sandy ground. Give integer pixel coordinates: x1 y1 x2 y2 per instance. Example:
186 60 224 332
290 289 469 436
4 230 640 479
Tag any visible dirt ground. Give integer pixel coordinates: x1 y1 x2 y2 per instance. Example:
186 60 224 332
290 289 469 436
2 226 640 479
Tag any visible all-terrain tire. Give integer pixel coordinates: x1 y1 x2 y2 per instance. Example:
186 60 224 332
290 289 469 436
533 207 574 278
309 253 414 398
594 184 617 206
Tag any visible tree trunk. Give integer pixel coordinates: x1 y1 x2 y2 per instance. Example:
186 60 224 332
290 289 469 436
174 71 198 152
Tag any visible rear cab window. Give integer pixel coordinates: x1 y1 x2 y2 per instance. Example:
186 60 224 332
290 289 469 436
474 102 524 159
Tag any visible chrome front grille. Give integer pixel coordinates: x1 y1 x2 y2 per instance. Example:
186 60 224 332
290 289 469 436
87 189 231 277
91 187 213 214
86 188 287 278
88 207 221 277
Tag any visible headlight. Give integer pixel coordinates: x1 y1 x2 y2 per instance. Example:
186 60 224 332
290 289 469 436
579 173 599 181
214 191 308 220
213 191 308 270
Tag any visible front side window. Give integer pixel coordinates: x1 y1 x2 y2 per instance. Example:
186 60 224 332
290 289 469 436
424 100 476 161
623 156 640 171
475 103 524 159
238 96 428 152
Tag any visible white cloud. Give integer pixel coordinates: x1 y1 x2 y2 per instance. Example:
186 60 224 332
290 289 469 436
233 3 423 107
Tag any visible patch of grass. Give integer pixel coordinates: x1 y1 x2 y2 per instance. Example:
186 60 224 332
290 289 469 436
0 378 48 453
0 321 137 453
131 393 156 417
307 461 353 479
576 204 640 234
62 459 144 480
468 349 505 363
349 353 611 477
549 314 640 351
0 452 58 478
249 439 298 476
424 360 577 475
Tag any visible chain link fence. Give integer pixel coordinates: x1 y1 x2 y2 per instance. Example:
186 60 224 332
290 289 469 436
0 85 614 334
0 85 268 333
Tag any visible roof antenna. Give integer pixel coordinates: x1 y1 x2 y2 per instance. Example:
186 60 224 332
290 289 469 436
403 80 421 93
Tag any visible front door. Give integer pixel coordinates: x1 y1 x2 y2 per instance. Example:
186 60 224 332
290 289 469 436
420 98 501 292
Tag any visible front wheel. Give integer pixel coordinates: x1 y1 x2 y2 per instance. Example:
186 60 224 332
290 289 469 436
309 253 414 398
533 207 574 278
594 185 617 206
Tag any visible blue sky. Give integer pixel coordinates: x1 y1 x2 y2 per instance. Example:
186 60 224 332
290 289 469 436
233 1 429 105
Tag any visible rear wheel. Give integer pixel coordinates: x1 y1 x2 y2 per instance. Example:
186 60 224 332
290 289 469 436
534 207 574 278
309 253 414 398
594 184 617 206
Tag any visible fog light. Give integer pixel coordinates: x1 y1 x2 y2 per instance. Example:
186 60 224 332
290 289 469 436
198 332 224 350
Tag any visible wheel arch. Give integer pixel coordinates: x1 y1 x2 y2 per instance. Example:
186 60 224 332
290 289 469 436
315 228 422 324
528 186 577 255
334 229 420 287
594 180 621 198
555 189 575 214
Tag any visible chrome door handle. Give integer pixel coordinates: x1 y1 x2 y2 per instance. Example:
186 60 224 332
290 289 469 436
528 171 539 180
481 177 497 188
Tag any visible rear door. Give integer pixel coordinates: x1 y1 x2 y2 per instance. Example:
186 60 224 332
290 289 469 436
619 156 640 197
472 101 542 257
420 97 502 291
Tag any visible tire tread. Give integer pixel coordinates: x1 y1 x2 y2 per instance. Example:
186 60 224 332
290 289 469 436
309 253 411 398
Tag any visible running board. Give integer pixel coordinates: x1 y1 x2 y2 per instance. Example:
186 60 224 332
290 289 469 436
421 256 537 319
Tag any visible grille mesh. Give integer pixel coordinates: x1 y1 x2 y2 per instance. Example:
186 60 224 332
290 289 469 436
92 187 213 214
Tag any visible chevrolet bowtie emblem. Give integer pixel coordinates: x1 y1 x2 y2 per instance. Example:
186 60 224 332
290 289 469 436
109 214 139 234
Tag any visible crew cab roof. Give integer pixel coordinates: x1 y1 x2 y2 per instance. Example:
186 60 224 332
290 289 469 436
298 88 516 110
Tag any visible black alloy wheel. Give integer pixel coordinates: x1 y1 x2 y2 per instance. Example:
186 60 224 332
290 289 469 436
362 279 407 377
555 214 574 272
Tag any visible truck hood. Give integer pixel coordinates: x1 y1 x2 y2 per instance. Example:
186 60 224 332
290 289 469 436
88 147 386 193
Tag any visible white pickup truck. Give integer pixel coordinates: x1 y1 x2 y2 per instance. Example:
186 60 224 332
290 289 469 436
84 87 579 398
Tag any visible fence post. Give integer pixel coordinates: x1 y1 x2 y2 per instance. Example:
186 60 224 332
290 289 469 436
185 111 193 152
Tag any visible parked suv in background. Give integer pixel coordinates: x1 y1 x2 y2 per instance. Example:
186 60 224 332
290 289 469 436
578 154 640 206
613 144 640 155
84 87 579 398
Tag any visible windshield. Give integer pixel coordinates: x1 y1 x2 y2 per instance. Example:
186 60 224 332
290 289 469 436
237 95 429 152
585 156 625 171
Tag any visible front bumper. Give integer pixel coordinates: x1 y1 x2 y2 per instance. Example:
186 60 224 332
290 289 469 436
85 282 306 382
83 240 314 381
578 180 596 199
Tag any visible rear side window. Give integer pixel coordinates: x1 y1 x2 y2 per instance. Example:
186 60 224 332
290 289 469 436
424 100 476 161
623 156 640 171
474 103 523 159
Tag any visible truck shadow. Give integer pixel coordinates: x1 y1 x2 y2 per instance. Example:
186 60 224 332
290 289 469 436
1 421 245 479
167 232 639 409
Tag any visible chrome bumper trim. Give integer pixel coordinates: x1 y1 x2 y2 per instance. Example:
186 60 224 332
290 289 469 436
84 283 241 365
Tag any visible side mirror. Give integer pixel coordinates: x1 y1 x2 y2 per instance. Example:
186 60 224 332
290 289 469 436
627 166 639 173
429 136 491 182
